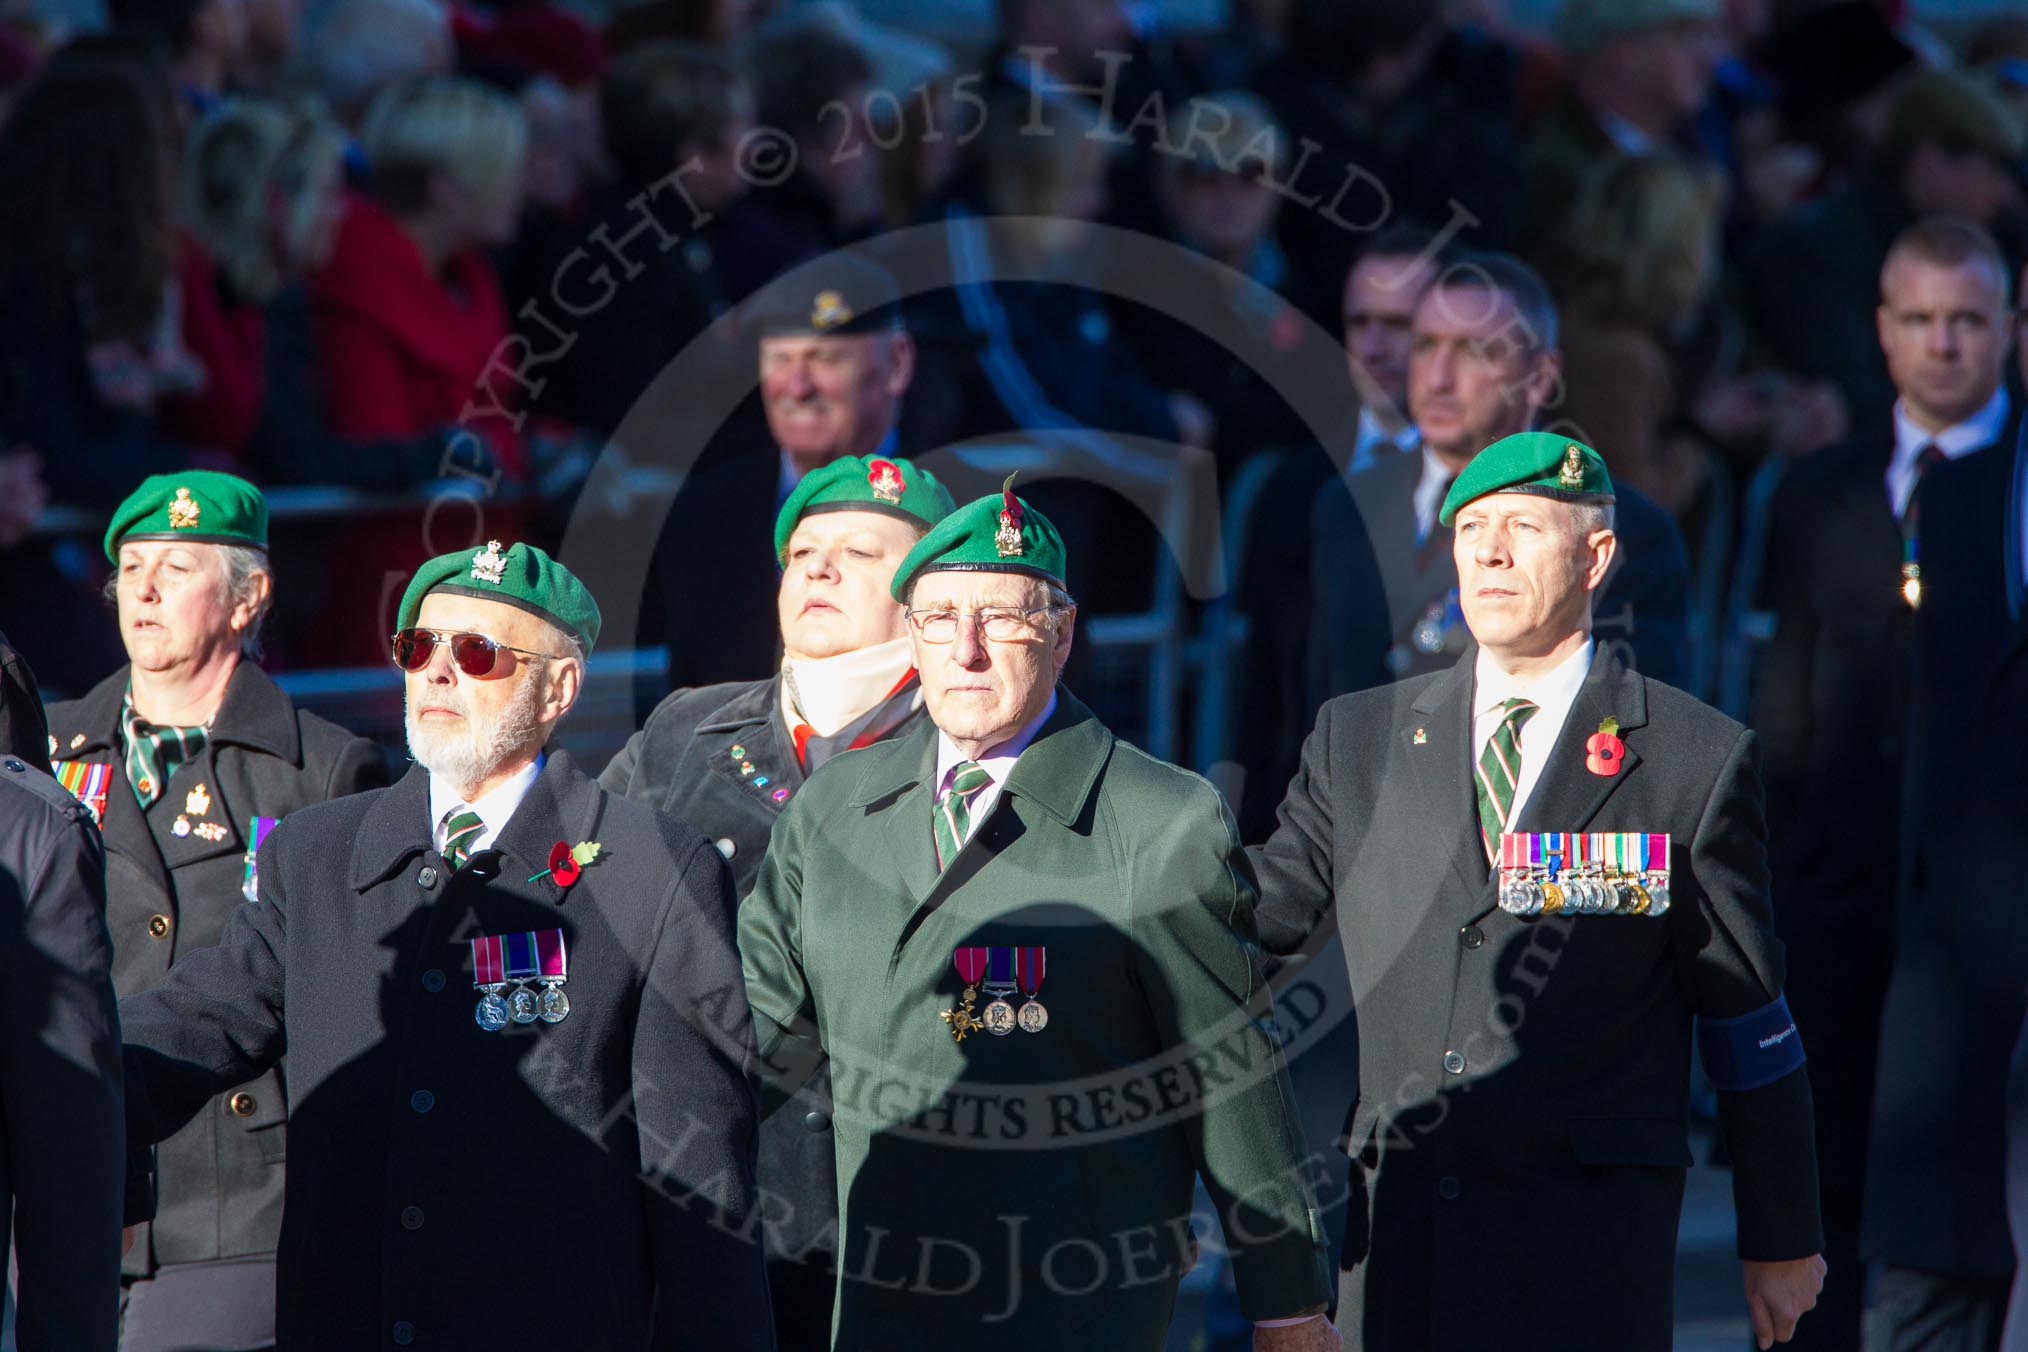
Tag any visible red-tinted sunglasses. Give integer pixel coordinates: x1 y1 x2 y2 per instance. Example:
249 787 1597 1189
390 628 566 677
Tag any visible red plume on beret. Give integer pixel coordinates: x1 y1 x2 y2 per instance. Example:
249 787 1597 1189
999 473 1022 528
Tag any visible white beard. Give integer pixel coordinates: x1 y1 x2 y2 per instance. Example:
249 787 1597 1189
405 673 544 796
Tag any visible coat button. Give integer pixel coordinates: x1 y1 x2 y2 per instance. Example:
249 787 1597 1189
715 837 737 860
1442 1050 1465 1075
1438 1176 1461 1200
421 969 447 993
229 1092 257 1117
392 1320 416 1345
410 1090 435 1114
417 866 438 888
2 758 22 773
148 914 171 939
400 1205 425 1231
1460 925 1485 949
803 1110 830 1133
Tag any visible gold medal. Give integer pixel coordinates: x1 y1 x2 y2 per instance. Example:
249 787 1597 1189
1540 881 1566 915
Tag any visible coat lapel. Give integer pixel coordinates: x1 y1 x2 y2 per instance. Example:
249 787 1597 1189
1509 649 1649 839
1406 658 1490 904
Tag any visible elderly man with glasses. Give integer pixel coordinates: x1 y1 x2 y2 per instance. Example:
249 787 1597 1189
739 480 1336 1350
116 540 775 1351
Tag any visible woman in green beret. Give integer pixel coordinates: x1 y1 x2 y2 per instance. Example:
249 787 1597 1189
44 470 387 1352
600 450 954 1352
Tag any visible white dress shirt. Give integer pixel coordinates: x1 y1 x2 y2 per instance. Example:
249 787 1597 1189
1471 641 1594 828
932 691 1057 837
1886 387 2010 519
428 752 544 858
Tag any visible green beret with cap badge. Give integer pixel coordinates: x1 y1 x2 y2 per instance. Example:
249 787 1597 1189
774 454 957 561
889 476 1067 601
395 539 602 653
1438 432 1616 528
104 470 269 561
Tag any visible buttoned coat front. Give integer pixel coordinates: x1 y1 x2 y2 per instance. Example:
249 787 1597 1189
1252 647 1822 1351
740 691 1332 1350
46 661 385 1278
118 750 774 1351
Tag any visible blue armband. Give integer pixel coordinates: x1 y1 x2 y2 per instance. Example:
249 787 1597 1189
1697 995 1805 1091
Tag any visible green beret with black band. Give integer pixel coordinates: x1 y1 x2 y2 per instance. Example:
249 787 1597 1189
775 454 957 561
1438 432 1617 528
890 476 1068 601
396 539 602 653
104 470 269 561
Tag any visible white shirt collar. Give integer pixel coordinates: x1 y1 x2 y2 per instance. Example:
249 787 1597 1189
429 751 544 858
1350 405 1420 475
1473 640 1594 726
1413 443 1458 543
934 689 1058 800
1888 387 2011 516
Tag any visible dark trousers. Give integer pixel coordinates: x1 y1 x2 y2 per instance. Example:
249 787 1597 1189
769 1254 838 1352
1866 1266 2007 1352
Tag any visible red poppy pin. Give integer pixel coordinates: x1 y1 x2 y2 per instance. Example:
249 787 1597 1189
528 840 601 888
1585 717 1625 777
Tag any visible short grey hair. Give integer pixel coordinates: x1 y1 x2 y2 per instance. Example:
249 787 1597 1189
1569 502 1617 536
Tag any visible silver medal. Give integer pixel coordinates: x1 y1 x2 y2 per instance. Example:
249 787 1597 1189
475 989 510 1031
538 981 570 1024
983 999 1016 1036
1017 999 1048 1033
509 983 540 1024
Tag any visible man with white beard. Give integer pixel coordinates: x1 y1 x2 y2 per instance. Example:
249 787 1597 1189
117 540 776 1351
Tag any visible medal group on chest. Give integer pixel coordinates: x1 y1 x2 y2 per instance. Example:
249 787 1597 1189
941 946 1049 1043
1497 831 1672 917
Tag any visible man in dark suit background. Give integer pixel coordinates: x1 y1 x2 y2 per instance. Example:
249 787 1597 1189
648 255 917 690
1754 217 2018 1352
1256 432 1824 1350
1865 259 2028 1352
1307 253 1691 711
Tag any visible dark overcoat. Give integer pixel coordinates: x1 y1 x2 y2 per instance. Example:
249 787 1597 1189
602 673 935 1271
1253 647 1822 1351
1864 426 2028 1282
118 750 776 1351
47 660 386 1278
0 753 123 1352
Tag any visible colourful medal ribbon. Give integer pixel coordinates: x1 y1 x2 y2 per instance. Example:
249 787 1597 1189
534 929 567 980
1545 832 1565 885
1648 833 1668 876
953 947 988 987
502 931 539 982
1017 947 1046 997
985 946 1015 994
242 814 280 902
471 934 504 988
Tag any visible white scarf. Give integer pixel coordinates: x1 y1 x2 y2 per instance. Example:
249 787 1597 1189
781 636 917 737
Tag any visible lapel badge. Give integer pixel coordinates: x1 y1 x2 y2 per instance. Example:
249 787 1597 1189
527 840 601 890
868 457 905 505
195 821 227 842
1558 445 1585 490
168 487 201 529
810 289 853 331
994 474 1025 558
70 732 85 750
1585 716 1625 777
1413 727 1428 745
186 783 211 816
470 539 508 585
172 816 191 837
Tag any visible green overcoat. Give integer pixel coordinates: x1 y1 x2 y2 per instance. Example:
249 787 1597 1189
741 691 1332 1348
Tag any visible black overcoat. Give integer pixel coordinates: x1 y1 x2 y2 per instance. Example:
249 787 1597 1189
46 661 386 1278
118 750 776 1351
1253 647 1822 1350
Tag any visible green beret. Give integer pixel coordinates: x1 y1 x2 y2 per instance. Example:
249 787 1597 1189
890 476 1067 601
775 454 956 560
395 539 602 653
103 470 269 561
1438 432 1616 528
749 254 903 338
1559 0 1716 52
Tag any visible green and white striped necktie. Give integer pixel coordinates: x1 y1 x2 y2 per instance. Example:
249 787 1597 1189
121 693 207 808
1474 698 1539 860
932 762 993 870
441 809 485 871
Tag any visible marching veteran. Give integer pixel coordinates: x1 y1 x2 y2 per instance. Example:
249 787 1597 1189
603 451 954 1351
1252 433 1826 1351
47 470 385 1352
117 540 775 1350
739 481 1337 1349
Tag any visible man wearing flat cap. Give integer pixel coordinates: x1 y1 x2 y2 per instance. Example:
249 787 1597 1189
1254 433 1826 1350
117 540 775 1350
650 253 919 690
739 481 1337 1349
46 470 386 1352
604 451 955 1351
